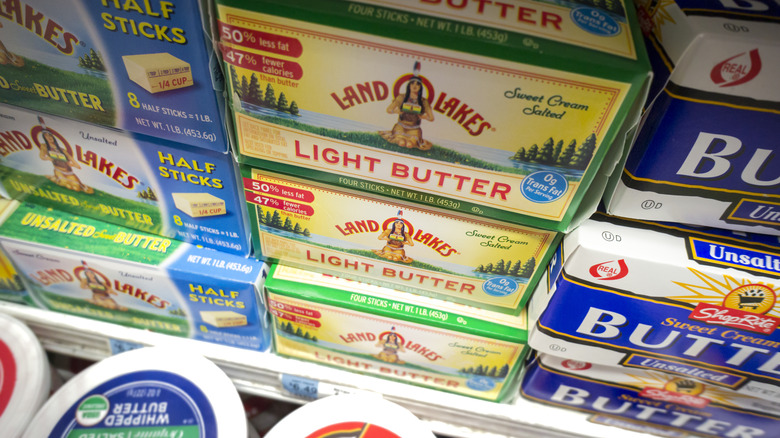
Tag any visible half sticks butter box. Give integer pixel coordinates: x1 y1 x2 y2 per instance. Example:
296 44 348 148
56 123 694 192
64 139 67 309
216 0 651 232
0 104 251 256
243 166 561 315
521 354 780 438
265 263 529 402
603 0 780 235
527 213 780 403
0 0 228 151
0 200 271 352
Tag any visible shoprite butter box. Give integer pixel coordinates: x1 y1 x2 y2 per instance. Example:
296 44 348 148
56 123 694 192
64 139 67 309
521 353 780 438
243 166 561 315
0 103 251 256
265 263 529 402
0 0 228 151
603 0 780 235
527 212 780 403
215 0 651 232
0 200 270 352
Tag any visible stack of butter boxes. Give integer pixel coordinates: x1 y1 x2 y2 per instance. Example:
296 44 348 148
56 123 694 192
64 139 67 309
0 1 272 351
213 0 652 401
524 0 780 434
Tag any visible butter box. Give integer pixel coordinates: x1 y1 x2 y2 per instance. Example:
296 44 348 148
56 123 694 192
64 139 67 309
265 263 529 402
521 353 780 438
0 0 228 151
527 212 780 403
0 103 251 256
603 0 780 235
215 0 651 232
0 200 270 352
243 166 561 315
0 199 24 303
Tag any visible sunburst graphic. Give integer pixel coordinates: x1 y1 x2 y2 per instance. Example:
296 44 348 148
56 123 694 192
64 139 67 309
642 0 678 42
624 370 754 407
671 268 779 318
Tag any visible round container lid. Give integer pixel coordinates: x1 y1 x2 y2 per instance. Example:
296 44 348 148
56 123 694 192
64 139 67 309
265 393 436 438
0 312 51 438
22 346 246 438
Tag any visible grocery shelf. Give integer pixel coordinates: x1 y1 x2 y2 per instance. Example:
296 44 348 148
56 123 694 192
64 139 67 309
1 301 668 438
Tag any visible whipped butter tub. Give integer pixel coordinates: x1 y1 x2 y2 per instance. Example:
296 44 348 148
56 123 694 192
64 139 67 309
527 212 780 403
216 0 651 232
22 347 247 438
603 0 780 235
264 393 436 438
0 0 229 151
243 166 560 315
0 200 271 352
521 353 780 438
265 263 530 402
0 104 252 256
0 313 51 438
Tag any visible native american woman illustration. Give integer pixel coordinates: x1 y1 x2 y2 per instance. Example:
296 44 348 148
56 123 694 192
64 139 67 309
0 36 24 67
36 116 94 194
374 327 406 364
372 211 414 263
78 261 125 311
379 61 434 150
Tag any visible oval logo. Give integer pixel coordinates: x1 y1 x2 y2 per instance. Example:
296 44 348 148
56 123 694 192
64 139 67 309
570 7 621 37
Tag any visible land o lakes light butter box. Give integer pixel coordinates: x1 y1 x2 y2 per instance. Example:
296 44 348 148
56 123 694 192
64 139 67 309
521 353 780 438
243 166 561 315
265 263 529 402
603 0 780 235
0 200 271 352
0 103 251 256
215 0 651 232
0 0 228 151
527 212 780 404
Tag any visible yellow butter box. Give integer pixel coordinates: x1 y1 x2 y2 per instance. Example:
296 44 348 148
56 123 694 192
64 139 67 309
243 166 561 315
122 53 193 94
266 263 529 402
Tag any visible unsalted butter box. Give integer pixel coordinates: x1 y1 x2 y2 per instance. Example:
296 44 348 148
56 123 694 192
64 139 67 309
0 0 228 151
603 0 780 235
521 353 780 438
527 212 780 403
0 103 251 256
243 166 561 315
265 263 529 402
0 200 270 352
216 0 651 232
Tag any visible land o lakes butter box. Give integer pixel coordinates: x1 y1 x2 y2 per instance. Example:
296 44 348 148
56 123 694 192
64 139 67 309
0 0 228 151
0 104 251 256
0 200 270 352
603 0 780 235
265 263 529 402
527 212 780 403
521 353 780 438
243 166 561 315
215 0 651 232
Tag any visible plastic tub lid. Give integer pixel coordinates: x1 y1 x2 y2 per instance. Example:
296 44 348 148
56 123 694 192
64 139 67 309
265 393 436 438
0 312 51 438
22 346 246 438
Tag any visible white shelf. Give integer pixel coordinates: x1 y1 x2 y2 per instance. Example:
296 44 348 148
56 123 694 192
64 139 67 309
1 301 669 438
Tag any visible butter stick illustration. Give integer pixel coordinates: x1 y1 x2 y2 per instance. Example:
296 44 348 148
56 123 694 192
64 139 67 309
123 53 193 93
200 311 248 327
172 192 226 217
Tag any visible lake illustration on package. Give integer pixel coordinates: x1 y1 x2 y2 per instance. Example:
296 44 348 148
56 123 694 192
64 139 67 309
218 0 651 230
0 0 227 150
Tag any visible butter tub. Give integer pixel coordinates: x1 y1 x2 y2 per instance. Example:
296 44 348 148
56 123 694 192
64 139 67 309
0 103 252 256
0 0 228 151
527 213 780 403
243 166 561 315
603 0 780 235
215 0 651 232
0 200 271 352
265 263 529 402
521 353 780 438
